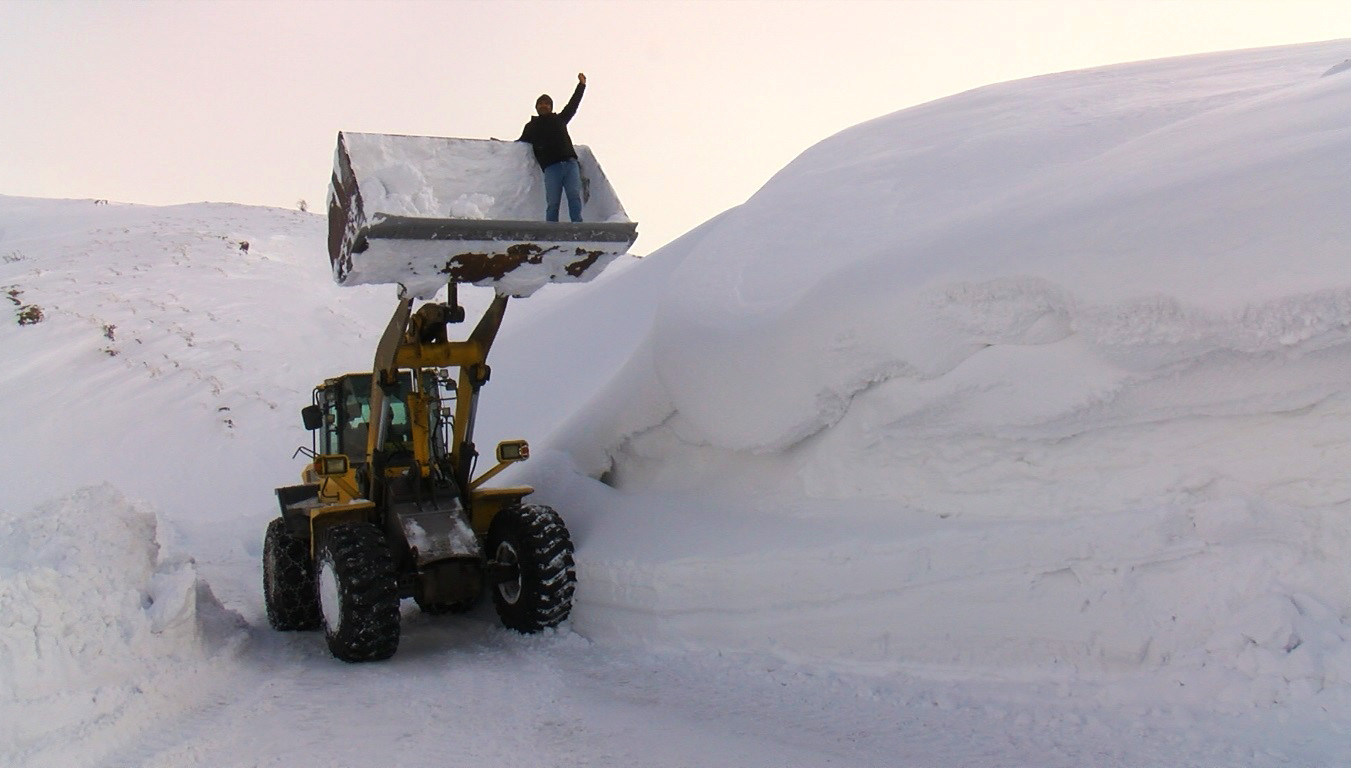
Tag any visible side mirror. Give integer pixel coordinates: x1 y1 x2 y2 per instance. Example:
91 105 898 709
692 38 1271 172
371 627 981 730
495 440 530 463
301 405 323 431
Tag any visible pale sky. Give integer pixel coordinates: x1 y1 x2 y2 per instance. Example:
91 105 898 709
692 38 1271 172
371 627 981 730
2 0 1349 253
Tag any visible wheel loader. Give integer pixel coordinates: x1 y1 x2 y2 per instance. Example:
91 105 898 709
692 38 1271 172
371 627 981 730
262 133 637 661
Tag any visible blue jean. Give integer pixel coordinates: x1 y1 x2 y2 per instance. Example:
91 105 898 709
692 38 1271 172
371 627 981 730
543 159 583 222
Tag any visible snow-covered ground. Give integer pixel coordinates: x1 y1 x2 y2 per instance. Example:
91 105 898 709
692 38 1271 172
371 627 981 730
4 39 1351 766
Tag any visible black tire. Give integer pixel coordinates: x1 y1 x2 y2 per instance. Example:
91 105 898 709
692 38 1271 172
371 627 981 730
486 504 576 633
263 518 321 631
315 522 401 662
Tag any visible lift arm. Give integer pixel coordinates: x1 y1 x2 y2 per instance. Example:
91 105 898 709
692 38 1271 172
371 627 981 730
365 289 510 492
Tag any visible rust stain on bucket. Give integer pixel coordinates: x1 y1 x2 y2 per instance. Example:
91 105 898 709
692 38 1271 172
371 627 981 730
441 243 546 282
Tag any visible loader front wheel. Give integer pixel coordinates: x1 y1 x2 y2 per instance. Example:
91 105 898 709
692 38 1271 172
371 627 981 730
263 518 321 631
316 522 401 662
486 504 576 633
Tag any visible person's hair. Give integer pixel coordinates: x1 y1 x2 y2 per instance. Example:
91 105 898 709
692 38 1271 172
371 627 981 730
536 94 552 105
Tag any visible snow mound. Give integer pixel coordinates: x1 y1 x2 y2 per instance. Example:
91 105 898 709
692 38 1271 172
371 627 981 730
616 43 1351 454
0 485 240 761
512 41 1351 704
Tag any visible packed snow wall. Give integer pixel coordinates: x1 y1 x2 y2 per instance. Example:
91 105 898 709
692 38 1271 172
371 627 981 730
509 40 1351 701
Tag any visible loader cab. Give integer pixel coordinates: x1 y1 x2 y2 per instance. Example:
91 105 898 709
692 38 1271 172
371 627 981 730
305 371 449 470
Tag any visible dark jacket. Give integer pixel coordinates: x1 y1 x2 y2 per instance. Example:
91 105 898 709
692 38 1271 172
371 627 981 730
518 82 585 169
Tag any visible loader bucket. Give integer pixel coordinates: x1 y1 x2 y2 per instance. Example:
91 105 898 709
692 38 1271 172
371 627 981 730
328 132 638 299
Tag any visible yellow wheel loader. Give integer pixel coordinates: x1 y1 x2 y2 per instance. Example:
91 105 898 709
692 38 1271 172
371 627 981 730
263 133 636 661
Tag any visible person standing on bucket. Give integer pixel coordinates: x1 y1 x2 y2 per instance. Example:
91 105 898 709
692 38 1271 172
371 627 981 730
518 73 587 222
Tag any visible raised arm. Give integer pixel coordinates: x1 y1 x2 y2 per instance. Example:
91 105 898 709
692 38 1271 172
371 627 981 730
559 73 586 123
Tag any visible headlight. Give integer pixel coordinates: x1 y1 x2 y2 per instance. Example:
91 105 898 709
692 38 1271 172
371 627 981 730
495 440 530 462
317 454 350 476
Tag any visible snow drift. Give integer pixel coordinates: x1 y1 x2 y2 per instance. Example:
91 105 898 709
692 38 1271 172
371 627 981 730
502 40 1351 702
0 485 239 763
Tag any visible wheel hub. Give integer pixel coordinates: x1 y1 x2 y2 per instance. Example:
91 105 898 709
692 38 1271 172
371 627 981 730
318 559 342 633
493 541 522 605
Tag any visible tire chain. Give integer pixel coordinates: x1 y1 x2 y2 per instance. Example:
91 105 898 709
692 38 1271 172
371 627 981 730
263 518 322 631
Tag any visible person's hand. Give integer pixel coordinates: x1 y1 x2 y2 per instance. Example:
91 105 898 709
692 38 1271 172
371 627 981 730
578 72 587 85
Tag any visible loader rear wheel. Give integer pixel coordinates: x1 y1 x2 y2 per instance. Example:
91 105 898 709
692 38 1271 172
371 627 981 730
263 518 321 631
486 504 576 633
316 522 401 662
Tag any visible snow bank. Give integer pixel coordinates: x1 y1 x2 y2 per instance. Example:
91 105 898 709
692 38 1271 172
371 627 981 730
0 485 239 762
624 42 1351 455
515 40 1351 705
558 475 1351 707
